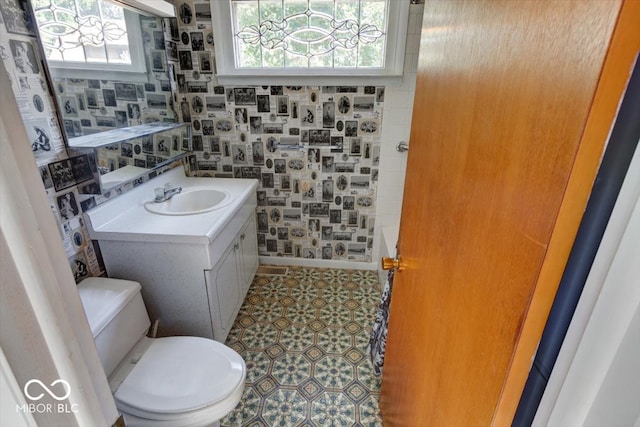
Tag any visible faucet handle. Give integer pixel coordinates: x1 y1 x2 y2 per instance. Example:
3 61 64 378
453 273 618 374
164 182 173 190
154 187 165 199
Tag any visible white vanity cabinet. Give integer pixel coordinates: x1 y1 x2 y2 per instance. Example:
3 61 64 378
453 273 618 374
85 167 258 342
239 216 259 294
206 215 258 340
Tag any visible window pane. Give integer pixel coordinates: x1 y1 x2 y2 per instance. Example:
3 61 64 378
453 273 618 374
334 47 356 68
309 49 333 68
232 1 260 67
77 0 99 17
287 39 309 60
85 44 107 63
360 0 387 67
335 0 359 22
56 0 75 10
32 0 50 8
284 50 308 68
238 42 262 68
309 0 333 16
105 42 130 64
262 46 284 68
62 45 85 62
100 1 124 20
234 1 259 30
358 39 384 67
260 0 282 24
283 0 307 21
33 0 131 65
231 0 389 70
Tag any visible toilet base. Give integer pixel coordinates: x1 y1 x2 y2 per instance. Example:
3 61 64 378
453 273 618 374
115 370 244 427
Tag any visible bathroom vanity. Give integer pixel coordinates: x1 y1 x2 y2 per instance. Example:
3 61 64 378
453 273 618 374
85 167 258 342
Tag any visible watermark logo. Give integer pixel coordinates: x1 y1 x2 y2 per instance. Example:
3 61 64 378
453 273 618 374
17 379 78 414
24 379 71 401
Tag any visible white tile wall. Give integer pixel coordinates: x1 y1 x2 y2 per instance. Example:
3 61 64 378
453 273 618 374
372 3 424 267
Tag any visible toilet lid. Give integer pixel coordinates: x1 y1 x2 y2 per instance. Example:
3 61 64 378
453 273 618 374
114 336 245 419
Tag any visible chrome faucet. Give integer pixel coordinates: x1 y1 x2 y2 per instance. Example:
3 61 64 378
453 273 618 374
154 183 182 203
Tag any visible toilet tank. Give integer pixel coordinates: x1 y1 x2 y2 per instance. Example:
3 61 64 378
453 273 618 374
77 278 151 377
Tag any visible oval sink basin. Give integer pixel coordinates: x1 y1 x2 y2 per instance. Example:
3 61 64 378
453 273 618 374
144 188 234 215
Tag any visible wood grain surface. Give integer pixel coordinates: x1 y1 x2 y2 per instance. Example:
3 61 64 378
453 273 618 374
379 0 632 425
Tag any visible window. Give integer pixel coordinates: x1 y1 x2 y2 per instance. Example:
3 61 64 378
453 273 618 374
211 0 409 85
32 0 146 76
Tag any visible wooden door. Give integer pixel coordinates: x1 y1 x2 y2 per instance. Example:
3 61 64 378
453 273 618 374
379 0 639 425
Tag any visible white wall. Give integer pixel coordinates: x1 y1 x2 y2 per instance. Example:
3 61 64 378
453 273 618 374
372 2 424 265
0 57 118 427
534 141 640 426
0 347 36 427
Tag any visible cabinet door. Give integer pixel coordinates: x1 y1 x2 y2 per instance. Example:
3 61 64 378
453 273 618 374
238 214 258 294
210 243 241 340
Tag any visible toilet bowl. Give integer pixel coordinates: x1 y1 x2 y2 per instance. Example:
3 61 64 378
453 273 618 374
77 277 245 427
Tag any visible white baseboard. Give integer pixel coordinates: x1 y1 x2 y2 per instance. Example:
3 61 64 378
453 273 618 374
259 256 377 271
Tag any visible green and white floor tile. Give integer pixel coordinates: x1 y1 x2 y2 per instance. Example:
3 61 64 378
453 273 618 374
221 266 383 427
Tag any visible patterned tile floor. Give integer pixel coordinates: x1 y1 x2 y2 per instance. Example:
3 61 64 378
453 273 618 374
221 266 383 426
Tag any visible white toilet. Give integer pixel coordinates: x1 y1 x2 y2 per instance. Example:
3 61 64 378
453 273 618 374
77 277 245 427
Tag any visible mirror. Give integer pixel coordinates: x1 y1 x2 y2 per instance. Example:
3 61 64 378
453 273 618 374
30 0 186 193
67 122 190 193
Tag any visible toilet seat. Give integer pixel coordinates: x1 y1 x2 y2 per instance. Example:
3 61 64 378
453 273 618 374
114 336 245 421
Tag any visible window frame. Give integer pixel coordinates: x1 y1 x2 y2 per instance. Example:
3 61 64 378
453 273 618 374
41 9 148 82
210 0 409 86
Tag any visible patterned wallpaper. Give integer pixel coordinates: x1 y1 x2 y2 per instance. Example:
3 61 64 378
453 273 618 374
0 0 99 282
52 15 177 137
2 0 390 268
170 0 383 263
0 0 182 281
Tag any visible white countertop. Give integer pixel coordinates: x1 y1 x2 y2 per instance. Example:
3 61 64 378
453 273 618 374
85 167 258 244
100 165 149 188
68 123 186 148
